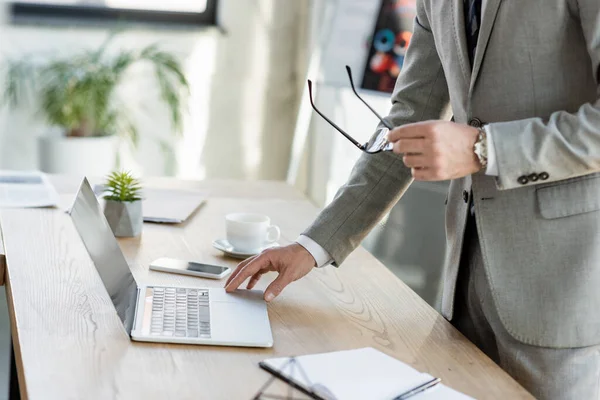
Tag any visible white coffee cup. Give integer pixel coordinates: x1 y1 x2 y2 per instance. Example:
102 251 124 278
225 213 281 253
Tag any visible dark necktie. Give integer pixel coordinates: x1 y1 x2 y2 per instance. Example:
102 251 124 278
464 0 482 68
465 0 482 215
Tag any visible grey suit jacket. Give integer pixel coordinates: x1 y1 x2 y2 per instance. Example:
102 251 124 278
303 0 600 348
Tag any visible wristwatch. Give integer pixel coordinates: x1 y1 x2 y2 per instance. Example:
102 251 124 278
474 126 488 170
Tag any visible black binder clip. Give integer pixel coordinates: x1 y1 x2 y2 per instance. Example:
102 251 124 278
252 357 334 400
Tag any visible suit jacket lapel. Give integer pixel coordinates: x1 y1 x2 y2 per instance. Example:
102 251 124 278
469 0 503 93
452 0 471 85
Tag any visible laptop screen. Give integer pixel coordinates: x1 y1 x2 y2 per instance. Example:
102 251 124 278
69 178 138 335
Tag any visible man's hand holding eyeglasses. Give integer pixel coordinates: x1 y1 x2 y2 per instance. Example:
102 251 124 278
387 121 483 181
224 244 316 302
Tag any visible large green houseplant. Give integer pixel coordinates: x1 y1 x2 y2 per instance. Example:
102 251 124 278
3 34 189 175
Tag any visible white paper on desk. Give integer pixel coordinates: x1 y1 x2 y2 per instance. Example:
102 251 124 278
0 170 59 208
261 347 474 400
94 185 206 223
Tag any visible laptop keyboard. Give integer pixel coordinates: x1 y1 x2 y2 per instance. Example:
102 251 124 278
150 287 211 338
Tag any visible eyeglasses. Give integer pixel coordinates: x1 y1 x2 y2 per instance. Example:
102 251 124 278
307 65 395 154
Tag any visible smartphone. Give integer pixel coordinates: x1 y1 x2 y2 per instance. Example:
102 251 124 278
149 257 231 279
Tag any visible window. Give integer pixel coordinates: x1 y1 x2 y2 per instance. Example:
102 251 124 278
10 0 218 26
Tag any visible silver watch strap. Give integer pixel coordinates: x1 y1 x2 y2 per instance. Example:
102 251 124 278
474 127 488 169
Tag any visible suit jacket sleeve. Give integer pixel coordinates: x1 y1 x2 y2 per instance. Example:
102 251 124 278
302 3 451 266
488 0 600 190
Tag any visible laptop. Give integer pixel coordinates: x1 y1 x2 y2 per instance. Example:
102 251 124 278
68 178 274 348
93 184 205 223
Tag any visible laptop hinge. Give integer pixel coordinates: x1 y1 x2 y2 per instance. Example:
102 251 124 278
131 287 142 333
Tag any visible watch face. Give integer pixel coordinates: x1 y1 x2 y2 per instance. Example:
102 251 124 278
474 128 488 168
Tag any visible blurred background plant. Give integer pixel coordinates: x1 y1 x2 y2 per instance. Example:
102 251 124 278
2 33 190 149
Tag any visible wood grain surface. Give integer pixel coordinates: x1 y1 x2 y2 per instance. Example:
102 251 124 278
0 177 533 400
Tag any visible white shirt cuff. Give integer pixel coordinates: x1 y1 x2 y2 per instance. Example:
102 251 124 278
296 235 333 268
484 125 499 176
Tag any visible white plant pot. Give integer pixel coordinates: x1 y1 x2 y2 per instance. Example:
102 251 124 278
103 199 143 237
38 135 118 176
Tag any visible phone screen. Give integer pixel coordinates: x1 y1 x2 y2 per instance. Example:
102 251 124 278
186 262 228 275
155 258 229 275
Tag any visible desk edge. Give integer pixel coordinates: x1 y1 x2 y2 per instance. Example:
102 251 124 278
0 215 26 397
0 223 5 286
5 271 28 400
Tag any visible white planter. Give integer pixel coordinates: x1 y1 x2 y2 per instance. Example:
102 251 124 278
38 135 119 176
103 199 143 237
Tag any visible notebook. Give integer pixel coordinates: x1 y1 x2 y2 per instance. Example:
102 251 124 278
0 170 59 208
94 185 206 223
259 348 474 400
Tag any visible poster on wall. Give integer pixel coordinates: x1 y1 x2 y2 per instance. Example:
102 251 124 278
361 0 417 93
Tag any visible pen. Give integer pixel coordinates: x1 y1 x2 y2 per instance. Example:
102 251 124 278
393 376 441 400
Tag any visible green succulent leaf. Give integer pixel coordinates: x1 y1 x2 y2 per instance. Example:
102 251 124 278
103 170 143 202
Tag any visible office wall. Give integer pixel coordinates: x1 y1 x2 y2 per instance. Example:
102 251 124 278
0 0 311 180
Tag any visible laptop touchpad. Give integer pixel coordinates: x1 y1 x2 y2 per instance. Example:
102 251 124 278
210 300 272 346
210 288 264 304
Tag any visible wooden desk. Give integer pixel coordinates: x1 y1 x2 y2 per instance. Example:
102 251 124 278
0 177 532 399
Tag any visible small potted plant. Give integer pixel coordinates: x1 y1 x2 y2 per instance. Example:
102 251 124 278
103 171 143 237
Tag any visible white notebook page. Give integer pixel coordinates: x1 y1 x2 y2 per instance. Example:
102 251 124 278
261 347 475 400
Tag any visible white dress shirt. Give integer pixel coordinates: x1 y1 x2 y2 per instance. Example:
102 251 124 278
296 0 498 267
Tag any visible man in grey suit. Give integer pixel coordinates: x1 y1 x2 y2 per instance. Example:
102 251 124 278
226 0 600 398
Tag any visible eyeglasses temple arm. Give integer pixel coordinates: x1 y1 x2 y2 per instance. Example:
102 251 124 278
307 80 365 150
345 65 394 130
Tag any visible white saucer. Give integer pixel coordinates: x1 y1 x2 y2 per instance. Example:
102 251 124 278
212 239 279 259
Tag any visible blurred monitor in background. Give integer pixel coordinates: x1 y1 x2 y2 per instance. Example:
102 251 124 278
361 0 416 93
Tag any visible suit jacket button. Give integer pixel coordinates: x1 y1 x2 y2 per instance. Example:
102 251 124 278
469 118 483 128
463 190 469 203
539 172 549 180
518 175 529 185
528 173 539 182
